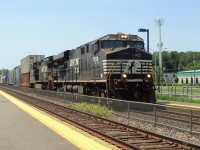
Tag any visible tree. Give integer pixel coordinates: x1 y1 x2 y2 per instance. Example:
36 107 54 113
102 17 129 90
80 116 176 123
161 51 200 72
181 78 183 83
0 69 8 75
196 78 199 84
186 78 188 84
162 51 173 72
170 51 179 72
191 77 193 84
175 77 179 83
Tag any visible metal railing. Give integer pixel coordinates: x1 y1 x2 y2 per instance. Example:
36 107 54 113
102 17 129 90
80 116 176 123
156 86 200 102
1 84 200 135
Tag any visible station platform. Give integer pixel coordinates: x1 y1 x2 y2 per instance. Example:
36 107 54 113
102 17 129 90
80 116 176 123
0 91 118 150
157 100 200 109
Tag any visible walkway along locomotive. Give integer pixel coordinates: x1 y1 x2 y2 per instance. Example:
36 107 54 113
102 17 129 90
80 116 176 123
25 33 156 103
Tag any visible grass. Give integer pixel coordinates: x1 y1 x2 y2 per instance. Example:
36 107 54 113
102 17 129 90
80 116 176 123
156 93 200 104
157 85 200 104
70 102 113 117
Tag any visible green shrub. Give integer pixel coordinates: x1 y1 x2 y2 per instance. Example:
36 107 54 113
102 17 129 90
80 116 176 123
166 83 173 86
191 77 193 83
175 77 179 83
186 78 188 84
178 83 189 86
172 83 179 86
70 102 113 117
196 78 199 84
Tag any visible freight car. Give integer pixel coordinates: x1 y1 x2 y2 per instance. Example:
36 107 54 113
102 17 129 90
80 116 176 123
21 55 45 87
13 66 21 86
5 69 14 85
30 33 156 102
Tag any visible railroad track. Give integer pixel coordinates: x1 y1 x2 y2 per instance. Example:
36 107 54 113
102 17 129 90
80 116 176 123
1 88 200 150
126 107 200 131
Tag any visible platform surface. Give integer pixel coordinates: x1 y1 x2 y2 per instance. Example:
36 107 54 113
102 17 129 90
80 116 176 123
0 91 116 150
0 94 81 150
158 100 200 109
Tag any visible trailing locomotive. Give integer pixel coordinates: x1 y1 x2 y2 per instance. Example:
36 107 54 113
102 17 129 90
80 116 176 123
29 33 155 103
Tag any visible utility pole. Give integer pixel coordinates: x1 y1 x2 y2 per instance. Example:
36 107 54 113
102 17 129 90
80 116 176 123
155 18 163 92
156 18 163 73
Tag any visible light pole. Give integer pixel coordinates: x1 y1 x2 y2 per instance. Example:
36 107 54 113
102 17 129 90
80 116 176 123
138 28 149 52
154 51 158 82
193 56 196 85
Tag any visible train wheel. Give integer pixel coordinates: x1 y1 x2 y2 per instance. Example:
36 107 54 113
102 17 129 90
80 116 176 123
148 89 156 103
100 90 106 97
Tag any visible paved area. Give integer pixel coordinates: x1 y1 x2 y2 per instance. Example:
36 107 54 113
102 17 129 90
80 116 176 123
0 94 80 150
0 91 117 150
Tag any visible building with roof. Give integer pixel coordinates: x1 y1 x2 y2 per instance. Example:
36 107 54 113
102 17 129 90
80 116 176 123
176 70 200 84
163 72 177 83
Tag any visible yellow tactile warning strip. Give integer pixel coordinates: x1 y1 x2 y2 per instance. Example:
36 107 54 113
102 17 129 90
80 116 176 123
0 91 118 150
166 103 200 109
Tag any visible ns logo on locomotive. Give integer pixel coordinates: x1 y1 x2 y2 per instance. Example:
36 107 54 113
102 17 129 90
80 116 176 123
15 33 156 103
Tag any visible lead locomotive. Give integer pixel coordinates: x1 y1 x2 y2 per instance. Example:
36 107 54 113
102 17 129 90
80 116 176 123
30 33 156 103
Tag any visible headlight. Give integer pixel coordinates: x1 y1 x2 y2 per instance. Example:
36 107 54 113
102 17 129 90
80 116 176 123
146 73 151 78
122 73 127 79
121 35 128 39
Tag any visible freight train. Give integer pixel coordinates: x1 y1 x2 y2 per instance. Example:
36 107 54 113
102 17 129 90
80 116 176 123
3 33 156 103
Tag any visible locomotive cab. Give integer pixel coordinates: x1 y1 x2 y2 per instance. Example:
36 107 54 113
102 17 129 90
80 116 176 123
98 33 156 102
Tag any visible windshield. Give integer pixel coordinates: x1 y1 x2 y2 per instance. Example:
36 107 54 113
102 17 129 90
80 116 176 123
101 40 144 49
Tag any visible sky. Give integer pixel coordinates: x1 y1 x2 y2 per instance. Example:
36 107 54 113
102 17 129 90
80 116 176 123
0 0 200 69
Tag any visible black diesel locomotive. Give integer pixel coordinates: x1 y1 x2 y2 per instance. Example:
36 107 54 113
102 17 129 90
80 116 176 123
31 33 156 103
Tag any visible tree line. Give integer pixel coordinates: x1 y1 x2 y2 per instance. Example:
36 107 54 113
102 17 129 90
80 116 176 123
0 69 8 75
152 51 200 72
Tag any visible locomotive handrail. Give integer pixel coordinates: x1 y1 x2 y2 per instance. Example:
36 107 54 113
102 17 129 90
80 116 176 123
106 62 117 97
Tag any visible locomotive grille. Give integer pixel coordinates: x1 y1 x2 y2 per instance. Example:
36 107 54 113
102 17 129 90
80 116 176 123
103 59 152 75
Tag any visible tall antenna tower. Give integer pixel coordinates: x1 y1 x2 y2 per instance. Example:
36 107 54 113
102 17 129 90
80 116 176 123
155 18 164 73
